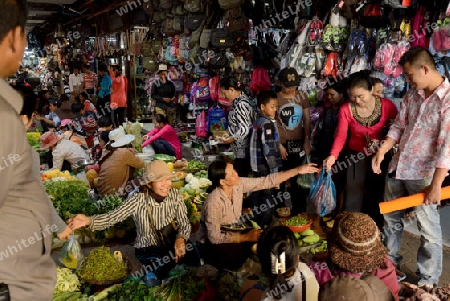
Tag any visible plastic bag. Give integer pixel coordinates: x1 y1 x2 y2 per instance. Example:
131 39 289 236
58 234 84 269
309 168 336 217
297 155 316 189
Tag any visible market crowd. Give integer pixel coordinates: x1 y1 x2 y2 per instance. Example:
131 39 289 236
1 0 450 300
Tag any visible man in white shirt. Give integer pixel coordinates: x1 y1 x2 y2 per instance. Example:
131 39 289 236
69 66 83 96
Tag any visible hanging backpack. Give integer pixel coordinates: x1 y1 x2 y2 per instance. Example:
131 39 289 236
195 110 207 138
186 13 205 31
223 7 247 32
192 76 211 102
218 0 244 10
184 0 203 13
249 66 271 95
410 6 428 48
208 106 228 134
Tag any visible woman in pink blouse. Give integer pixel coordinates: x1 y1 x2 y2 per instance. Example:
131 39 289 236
324 71 398 229
198 156 319 270
142 114 182 160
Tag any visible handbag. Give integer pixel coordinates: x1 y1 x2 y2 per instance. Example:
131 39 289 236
211 22 234 49
147 204 178 249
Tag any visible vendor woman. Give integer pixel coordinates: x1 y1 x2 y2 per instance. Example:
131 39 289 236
197 156 319 270
69 160 199 287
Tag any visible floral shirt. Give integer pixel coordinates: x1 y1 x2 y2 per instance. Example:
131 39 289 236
387 78 450 180
198 173 278 244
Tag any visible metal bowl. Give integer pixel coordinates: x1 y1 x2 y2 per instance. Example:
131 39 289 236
76 159 95 168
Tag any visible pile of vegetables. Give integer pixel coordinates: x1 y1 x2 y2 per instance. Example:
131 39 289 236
27 131 47 154
178 172 211 223
77 247 128 282
107 267 206 301
187 160 206 170
54 267 80 295
309 240 328 254
283 216 310 226
124 122 143 153
154 154 176 162
41 169 77 181
294 228 321 246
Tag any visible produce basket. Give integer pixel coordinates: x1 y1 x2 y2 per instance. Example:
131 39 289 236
77 248 130 286
280 218 313 233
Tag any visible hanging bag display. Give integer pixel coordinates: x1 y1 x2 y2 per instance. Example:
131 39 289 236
195 110 208 138
211 21 234 49
410 6 428 48
186 13 205 31
223 6 247 32
218 0 244 10
357 2 389 28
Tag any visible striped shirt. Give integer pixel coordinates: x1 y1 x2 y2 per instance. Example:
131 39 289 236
89 189 191 248
228 93 255 159
83 72 97 90
198 173 278 244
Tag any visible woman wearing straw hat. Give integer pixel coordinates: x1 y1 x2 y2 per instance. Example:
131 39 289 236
307 212 400 300
96 128 145 197
40 131 89 171
68 160 200 287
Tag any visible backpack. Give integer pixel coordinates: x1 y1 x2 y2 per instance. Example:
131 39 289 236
208 106 228 134
184 0 203 13
192 76 211 102
209 75 220 102
249 66 271 95
195 110 207 138
163 18 177 36
218 0 244 10
223 7 247 32
186 13 204 31
410 6 428 48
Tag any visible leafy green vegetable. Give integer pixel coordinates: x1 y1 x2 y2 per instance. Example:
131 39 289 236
78 247 127 282
154 154 175 162
283 216 310 227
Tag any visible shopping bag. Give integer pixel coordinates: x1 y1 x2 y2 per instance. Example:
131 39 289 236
309 168 336 217
297 155 316 189
58 233 84 269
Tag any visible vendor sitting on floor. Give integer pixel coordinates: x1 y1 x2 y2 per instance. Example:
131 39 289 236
60 119 88 149
197 156 319 271
142 114 181 160
240 226 319 301
35 98 61 131
307 212 400 301
40 131 89 171
96 128 145 197
69 160 200 287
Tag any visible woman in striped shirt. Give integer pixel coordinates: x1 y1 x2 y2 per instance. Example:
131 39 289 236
68 160 198 286
82 65 97 96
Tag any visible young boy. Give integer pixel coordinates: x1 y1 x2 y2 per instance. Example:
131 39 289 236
249 90 283 227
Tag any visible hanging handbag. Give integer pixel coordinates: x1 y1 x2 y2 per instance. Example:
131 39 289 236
211 21 234 50
147 204 178 249
357 2 389 28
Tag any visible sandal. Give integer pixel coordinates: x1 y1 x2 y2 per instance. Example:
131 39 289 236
304 52 316 77
297 52 310 76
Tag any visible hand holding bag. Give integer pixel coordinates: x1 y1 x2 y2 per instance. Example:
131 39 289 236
309 168 336 217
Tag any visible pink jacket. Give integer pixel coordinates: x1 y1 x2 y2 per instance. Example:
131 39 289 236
142 124 181 159
307 257 400 301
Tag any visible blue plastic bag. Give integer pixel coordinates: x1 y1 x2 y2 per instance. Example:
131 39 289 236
309 168 336 217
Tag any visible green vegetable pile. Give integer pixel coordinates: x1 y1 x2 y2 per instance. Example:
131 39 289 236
52 291 87 301
77 247 128 282
187 160 206 170
294 228 321 246
309 240 328 254
108 268 205 301
283 216 310 227
54 267 80 296
44 180 96 220
194 170 208 178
